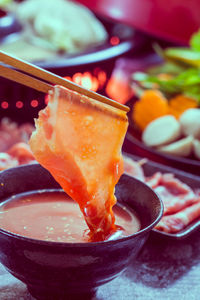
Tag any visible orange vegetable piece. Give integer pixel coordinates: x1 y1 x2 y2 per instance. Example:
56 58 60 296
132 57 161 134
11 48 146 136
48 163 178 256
168 94 198 119
132 90 168 131
29 85 128 242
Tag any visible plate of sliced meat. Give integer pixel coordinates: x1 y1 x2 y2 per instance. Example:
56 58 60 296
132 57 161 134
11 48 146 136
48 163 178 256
0 118 35 170
123 154 200 239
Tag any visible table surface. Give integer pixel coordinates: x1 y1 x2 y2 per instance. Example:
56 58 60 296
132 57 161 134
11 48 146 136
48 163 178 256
1 229 200 300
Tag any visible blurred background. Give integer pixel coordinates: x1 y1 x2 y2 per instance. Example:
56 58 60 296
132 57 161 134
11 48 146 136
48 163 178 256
1 3 200 299
1 0 197 117
1 0 200 174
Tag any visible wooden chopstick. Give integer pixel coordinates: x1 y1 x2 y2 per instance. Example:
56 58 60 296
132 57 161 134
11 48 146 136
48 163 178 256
0 51 129 112
0 65 52 94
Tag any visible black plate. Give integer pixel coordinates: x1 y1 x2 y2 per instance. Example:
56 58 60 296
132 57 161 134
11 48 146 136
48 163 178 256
123 153 200 239
124 54 200 176
125 129 200 176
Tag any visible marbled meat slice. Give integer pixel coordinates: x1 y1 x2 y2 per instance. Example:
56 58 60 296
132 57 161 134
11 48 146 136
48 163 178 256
0 153 18 170
155 200 200 233
29 85 128 241
145 172 162 188
122 156 200 232
0 118 34 152
0 143 35 170
154 174 198 215
7 142 35 165
153 185 198 215
145 172 198 215
123 156 145 181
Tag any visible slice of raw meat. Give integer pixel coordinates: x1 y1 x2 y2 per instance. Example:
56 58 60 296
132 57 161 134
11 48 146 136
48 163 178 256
29 85 128 241
155 201 200 233
123 156 145 181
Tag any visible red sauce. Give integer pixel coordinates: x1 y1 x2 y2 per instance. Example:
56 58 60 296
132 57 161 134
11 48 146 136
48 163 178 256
0 190 141 243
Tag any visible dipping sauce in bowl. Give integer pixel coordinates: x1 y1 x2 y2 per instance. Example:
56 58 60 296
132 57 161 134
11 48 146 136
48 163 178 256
0 164 163 300
0 190 141 243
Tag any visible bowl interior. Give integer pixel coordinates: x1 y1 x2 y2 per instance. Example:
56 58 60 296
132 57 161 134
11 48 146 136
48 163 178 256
0 163 163 239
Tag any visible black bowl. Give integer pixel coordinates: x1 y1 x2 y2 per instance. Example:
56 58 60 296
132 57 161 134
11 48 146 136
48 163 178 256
0 164 163 299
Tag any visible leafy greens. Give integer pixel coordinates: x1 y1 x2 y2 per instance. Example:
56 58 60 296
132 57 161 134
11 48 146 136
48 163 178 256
133 30 200 103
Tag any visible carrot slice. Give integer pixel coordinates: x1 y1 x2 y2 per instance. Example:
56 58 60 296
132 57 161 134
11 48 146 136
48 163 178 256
132 90 168 131
168 94 198 119
29 85 128 241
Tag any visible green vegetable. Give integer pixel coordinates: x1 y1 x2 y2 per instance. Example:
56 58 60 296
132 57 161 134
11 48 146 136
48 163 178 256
162 30 200 67
190 30 200 51
164 48 200 67
133 30 200 103
147 61 185 76
133 68 200 103
0 0 13 7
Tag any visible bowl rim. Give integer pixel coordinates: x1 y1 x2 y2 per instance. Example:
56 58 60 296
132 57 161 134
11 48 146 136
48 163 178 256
0 165 163 247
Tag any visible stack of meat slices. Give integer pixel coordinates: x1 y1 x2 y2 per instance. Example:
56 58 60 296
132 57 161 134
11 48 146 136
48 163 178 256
123 156 200 233
0 118 35 170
